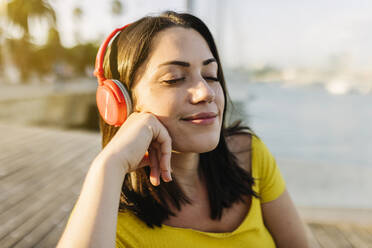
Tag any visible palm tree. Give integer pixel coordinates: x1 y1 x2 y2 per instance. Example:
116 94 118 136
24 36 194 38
72 6 83 44
6 0 56 40
0 2 8 80
4 0 57 83
32 27 64 78
112 0 124 16
0 26 3 76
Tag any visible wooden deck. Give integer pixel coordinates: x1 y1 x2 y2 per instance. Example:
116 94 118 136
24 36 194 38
0 123 371 248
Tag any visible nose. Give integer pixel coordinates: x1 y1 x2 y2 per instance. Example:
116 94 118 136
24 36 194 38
189 77 216 104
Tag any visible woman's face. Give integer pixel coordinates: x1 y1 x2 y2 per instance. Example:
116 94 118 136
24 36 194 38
132 27 225 153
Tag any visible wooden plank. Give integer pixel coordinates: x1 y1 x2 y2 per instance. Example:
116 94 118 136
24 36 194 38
0 132 88 185
0 135 90 203
0 143 98 237
2 147 99 247
0 142 98 246
0 123 54 150
0 125 82 176
33 212 71 248
0 143 95 215
11 174 86 248
336 224 372 248
0 125 101 247
351 226 372 244
0 129 36 154
0 133 78 181
298 207 372 228
0 173 85 247
0 123 44 143
304 224 321 248
0 127 49 165
0 157 83 242
308 223 352 248
0 127 99 185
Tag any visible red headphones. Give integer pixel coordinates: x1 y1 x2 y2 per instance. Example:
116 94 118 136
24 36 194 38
93 24 132 127
94 24 150 163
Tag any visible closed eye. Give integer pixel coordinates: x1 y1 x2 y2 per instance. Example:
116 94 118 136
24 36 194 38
162 76 219 84
204 76 219 82
162 77 186 84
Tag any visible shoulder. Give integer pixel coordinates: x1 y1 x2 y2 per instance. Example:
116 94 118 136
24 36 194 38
225 131 252 173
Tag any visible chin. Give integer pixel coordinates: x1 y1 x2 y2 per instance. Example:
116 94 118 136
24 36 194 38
198 142 219 153
173 134 220 153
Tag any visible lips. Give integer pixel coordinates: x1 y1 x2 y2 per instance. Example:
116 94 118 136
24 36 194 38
182 112 218 120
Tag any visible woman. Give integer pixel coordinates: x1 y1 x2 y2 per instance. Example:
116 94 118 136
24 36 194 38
57 11 309 248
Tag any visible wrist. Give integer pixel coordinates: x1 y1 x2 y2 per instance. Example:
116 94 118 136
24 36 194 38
93 150 129 176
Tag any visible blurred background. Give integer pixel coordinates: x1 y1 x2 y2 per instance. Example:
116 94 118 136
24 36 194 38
1 0 371 222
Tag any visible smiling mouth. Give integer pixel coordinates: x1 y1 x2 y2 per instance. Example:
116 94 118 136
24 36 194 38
181 116 217 125
181 112 218 121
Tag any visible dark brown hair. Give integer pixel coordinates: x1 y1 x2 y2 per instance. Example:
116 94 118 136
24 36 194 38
99 10 261 228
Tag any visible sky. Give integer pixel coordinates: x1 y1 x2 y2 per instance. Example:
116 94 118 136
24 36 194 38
32 0 372 69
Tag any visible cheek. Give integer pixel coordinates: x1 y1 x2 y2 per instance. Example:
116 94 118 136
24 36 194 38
140 90 182 121
152 95 179 115
134 86 176 113
215 84 225 108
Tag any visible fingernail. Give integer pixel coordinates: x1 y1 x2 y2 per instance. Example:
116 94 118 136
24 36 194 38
151 177 158 186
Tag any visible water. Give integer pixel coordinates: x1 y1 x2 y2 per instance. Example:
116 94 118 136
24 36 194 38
225 73 372 208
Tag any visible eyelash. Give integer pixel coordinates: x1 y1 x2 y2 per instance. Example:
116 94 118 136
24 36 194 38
163 76 219 84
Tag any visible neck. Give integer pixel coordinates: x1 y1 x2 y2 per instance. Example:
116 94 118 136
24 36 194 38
170 151 205 199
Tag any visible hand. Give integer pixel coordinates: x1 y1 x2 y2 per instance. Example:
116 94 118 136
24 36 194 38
100 111 173 186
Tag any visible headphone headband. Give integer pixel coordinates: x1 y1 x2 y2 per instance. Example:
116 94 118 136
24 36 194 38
93 23 131 85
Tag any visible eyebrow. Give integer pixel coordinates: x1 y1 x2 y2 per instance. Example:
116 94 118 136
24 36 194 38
158 58 217 68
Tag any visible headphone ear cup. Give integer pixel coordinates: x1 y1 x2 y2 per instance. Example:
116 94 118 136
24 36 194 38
96 79 132 127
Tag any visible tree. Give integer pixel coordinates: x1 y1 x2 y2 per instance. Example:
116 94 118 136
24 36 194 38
0 26 3 75
4 0 57 82
32 27 65 78
6 0 56 40
111 0 124 16
66 43 98 77
5 36 35 81
72 6 83 44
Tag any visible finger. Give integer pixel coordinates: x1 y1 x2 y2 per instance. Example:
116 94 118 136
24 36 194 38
154 127 172 182
149 146 160 186
152 142 167 183
153 144 166 183
153 142 166 184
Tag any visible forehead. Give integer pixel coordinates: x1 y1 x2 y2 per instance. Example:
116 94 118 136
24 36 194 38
147 27 214 66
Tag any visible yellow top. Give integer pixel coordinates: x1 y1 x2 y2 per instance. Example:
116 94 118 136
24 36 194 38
116 135 286 247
